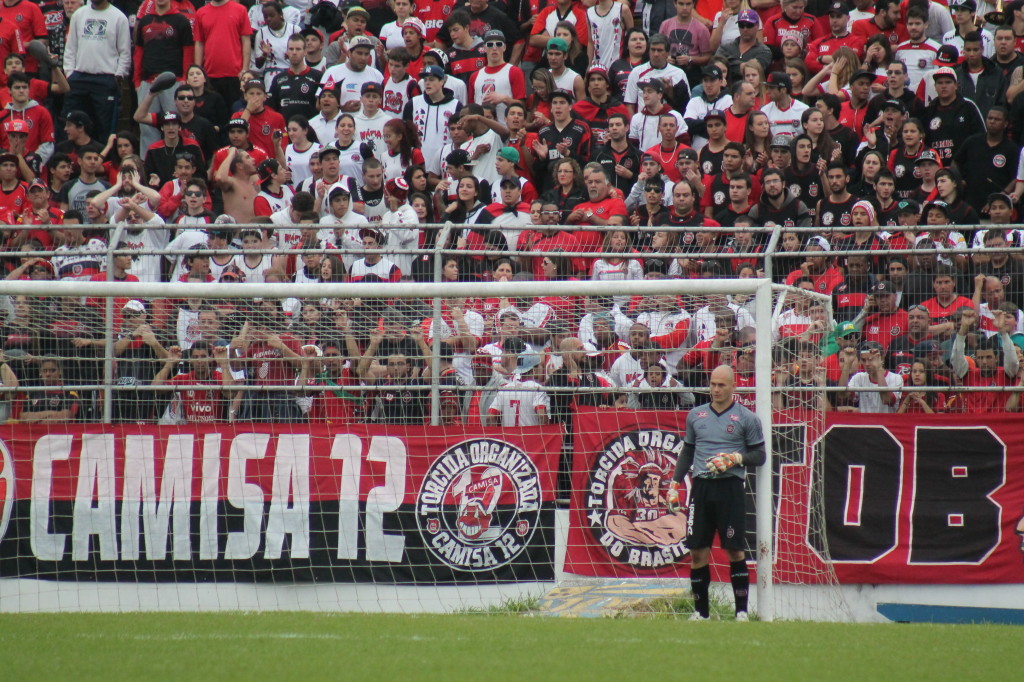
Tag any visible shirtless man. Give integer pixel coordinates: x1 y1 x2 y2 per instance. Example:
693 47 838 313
215 146 259 222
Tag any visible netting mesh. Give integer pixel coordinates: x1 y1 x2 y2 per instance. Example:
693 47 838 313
0 279 853 620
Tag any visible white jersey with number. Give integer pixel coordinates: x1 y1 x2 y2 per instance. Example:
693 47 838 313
588 4 626 69
488 375 551 426
761 99 809 140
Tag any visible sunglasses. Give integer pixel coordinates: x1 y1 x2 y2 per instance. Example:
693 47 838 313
485 41 504 48
176 95 195 101
738 22 757 28
184 190 204 197
644 187 663 192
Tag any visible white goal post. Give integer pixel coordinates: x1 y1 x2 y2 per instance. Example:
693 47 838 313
0 276 841 619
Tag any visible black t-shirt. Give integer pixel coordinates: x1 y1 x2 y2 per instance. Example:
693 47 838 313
437 5 521 63
952 133 1020 213
135 12 194 80
269 68 323 122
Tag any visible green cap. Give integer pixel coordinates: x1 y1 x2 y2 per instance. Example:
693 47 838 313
836 321 859 337
546 37 569 53
497 146 520 163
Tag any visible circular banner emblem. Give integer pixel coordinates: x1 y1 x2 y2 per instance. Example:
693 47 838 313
0 439 13 542
417 438 541 572
585 429 690 569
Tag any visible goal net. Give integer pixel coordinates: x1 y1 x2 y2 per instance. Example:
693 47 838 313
0 275 849 620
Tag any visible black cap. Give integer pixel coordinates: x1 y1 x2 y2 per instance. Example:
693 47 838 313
987 192 1015 207
549 89 575 103
872 280 894 294
639 79 664 93
705 109 727 123
881 98 906 113
914 149 940 166
766 71 792 91
678 148 698 161
361 82 382 96
770 134 792 149
933 44 960 66
859 340 884 353
951 0 977 10
850 70 875 83
446 149 471 166
923 200 951 216
701 65 723 80
828 1 850 14
225 117 249 131
64 109 92 128
896 199 921 214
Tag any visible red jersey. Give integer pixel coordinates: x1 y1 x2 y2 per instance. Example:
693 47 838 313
763 12 823 48
851 17 908 50
170 370 227 422
838 100 869 140
724 106 750 144
306 370 360 425
0 182 28 217
734 372 756 411
232 107 286 158
0 17 23 73
0 3 38 71
0 102 55 154
862 309 909 351
958 368 1014 414
193 0 253 78
243 335 302 387
524 229 582 279
785 265 845 295
0 78 48 108
805 33 865 73
415 0 456 43
922 295 973 325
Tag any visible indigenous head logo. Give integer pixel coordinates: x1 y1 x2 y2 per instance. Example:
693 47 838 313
418 438 541 572
0 439 13 542
585 430 690 569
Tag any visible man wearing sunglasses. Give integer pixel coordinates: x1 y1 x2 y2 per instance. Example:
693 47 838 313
468 29 525 125
136 84 218 165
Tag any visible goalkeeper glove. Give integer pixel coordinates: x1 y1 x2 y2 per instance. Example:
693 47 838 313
666 481 682 514
707 452 744 474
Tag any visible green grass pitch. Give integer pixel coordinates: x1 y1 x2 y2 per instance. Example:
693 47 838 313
2 613 1023 680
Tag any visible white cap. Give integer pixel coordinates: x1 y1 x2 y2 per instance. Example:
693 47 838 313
123 299 146 313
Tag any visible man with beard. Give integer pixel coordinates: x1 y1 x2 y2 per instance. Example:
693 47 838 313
952 106 1018 214
922 66 984 164
951 307 1020 412
857 280 909 352
816 162 856 231
747 168 813 227
887 304 935 376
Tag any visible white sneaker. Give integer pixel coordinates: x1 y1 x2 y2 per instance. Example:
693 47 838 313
735 611 749 622
689 612 710 621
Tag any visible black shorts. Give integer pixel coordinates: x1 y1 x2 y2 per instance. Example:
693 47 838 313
686 476 747 551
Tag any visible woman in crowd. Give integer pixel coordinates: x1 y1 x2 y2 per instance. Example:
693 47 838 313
934 169 980 226
610 28 649 100
786 135 824 219
785 58 810 104
285 116 321 188
849 150 887 198
101 131 141 184
541 158 586 218
888 118 934 199
801 108 838 165
526 68 555 130
860 34 893 89
187 65 229 131
334 114 366 183
897 360 948 414
744 111 772 172
380 119 424 181
741 60 769 109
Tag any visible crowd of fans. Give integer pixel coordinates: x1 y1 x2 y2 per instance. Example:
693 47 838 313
1 0 1024 427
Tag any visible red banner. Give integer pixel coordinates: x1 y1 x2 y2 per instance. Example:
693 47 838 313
0 424 562 583
566 409 1024 585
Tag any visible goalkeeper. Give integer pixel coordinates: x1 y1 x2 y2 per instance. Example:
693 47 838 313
667 365 765 621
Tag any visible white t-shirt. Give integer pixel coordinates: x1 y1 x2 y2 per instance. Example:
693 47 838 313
848 370 903 413
488 375 551 426
320 63 385 107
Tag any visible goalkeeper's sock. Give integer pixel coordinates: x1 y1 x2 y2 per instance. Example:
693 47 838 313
730 560 749 615
690 564 711 619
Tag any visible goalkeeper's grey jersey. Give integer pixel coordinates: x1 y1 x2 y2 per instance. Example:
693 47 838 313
684 400 764 480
